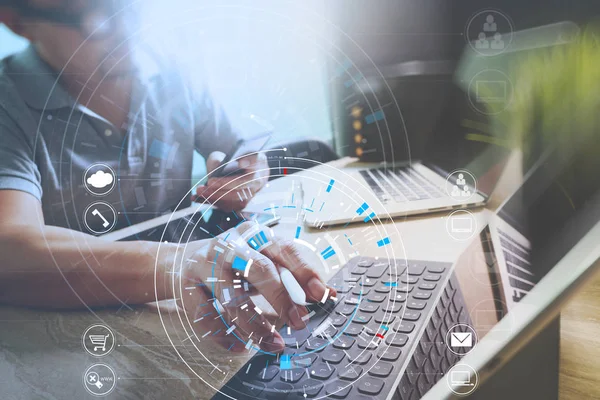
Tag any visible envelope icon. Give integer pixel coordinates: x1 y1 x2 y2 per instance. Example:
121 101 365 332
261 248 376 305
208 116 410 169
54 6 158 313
450 332 473 348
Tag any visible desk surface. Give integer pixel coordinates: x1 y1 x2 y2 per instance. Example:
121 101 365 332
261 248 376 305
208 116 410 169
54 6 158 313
1 156 598 399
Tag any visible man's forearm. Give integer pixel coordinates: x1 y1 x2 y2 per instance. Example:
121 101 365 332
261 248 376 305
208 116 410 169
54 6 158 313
0 224 176 309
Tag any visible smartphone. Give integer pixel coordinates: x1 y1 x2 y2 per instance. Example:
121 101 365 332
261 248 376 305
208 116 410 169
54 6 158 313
213 132 272 177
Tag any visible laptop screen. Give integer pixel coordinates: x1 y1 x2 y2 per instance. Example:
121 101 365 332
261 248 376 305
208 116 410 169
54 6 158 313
449 140 600 354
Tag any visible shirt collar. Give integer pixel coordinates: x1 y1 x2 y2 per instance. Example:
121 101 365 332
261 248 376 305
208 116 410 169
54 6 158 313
8 44 75 110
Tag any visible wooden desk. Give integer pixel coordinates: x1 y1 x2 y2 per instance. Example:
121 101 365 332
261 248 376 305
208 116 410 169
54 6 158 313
0 156 595 399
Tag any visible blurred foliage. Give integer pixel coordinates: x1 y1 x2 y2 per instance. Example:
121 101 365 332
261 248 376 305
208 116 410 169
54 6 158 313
496 25 600 175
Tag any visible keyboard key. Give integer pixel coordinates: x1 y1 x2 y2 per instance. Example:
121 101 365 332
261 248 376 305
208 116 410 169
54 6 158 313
413 291 432 300
360 303 379 313
357 339 379 350
333 336 355 350
300 379 323 398
423 274 441 282
375 314 396 324
357 377 385 395
322 350 345 364
257 365 279 382
325 380 353 398
391 292 408 302
378 346 401 362
348 351 372 365
359 280 376 287
369 362 394 378
401 276 419 285
418 282 437 291
293 355 317 368
337 305 357 316
374 285 391 293
352 267 368 275
366 266 387 279
407 264 426 276
393 321 416 333
358 259 374 268
344 324 364 336
305 338 328 352
407 300 427 310
279 368 305 383
427 266 445 274
367 293 387 303
339 365 363 380
382 302 402 313
352 287 371 296
310 364 335 380
345 297 361 305
386 334 409 347
331 315 348 327
266 382 294 399
345 276 360 283
352 313 372 324
402 311 422 321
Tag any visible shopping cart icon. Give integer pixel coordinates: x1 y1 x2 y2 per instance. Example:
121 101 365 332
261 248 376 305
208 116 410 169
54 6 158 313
89 334 110 352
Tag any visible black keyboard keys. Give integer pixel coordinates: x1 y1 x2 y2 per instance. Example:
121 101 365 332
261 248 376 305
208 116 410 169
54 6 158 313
325 380 353 398
357 377 385 395
369 362 394 378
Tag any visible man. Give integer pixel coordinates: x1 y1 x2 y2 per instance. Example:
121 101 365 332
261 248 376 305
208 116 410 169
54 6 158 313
0 0 334 353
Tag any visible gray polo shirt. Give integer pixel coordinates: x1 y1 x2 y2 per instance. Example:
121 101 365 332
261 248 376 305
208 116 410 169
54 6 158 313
0 45 239 233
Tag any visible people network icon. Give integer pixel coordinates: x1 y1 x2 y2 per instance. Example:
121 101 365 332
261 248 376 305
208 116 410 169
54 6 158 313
451 174 472 198
475 14 505 51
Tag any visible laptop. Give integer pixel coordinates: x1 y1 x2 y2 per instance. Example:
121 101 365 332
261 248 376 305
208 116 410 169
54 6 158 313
301 140 510 227
214 141 600 400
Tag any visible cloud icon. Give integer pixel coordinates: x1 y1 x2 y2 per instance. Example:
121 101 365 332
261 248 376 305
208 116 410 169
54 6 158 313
87 170 114 189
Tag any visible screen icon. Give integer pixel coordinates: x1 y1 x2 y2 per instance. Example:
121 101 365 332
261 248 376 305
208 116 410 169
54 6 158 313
446 364 478 395
446 210 477 241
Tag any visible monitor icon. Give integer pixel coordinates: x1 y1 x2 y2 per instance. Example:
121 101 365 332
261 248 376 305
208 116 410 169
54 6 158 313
475 80 507 103
447 364 479 395
451 217 473 233
451 370 474 386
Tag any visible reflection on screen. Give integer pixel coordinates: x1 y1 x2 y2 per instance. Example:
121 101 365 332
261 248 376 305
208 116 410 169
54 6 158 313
453 146 600 341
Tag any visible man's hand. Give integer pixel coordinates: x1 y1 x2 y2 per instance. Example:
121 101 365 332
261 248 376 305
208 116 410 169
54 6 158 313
178 221 336 353
195 152 269 212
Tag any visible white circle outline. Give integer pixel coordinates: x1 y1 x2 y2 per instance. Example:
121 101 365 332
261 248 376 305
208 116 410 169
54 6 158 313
446 363 479 396
445 169 477 202
82 363 117 397
445 209 478 242
82 324 115 357
83 163 116 196
445 323 478 356
465 9 515 57
467 68 514 116
83 202 117 234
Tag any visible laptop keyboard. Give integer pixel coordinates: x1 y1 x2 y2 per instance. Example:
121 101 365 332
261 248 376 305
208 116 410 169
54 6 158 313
497 229 535 303
359 167 444 204
214 257 470 400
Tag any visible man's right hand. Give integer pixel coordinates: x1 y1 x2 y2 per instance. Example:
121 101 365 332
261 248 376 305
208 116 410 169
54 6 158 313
178 221 336 354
